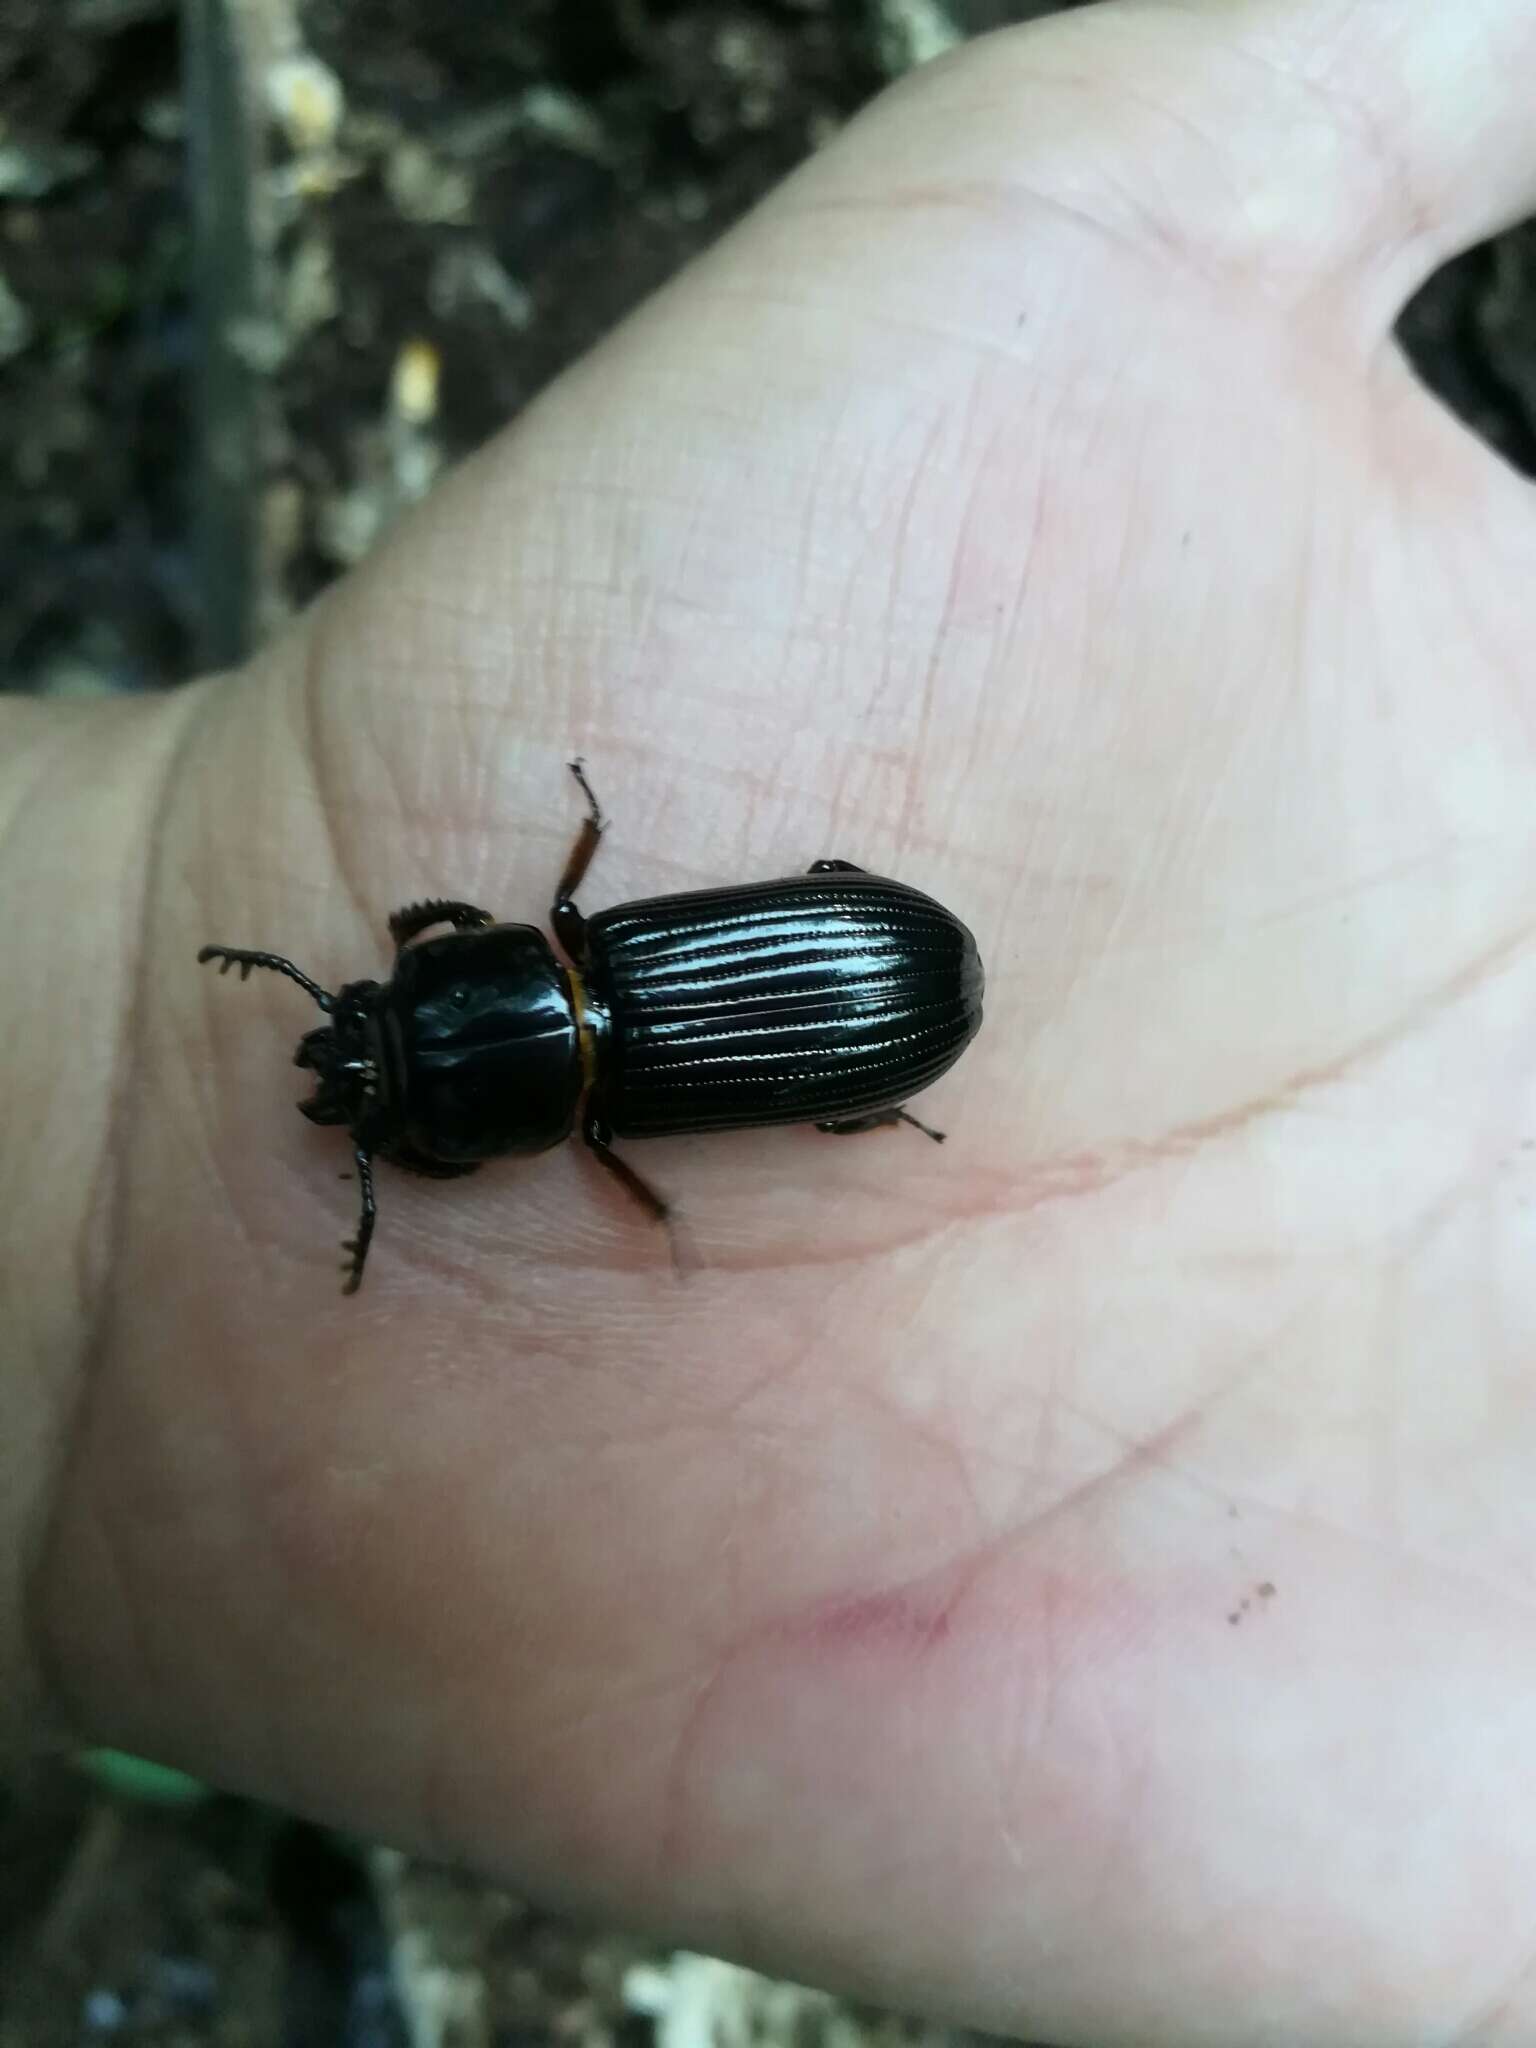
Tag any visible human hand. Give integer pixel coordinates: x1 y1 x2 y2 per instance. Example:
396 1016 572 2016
9 2 1536 2041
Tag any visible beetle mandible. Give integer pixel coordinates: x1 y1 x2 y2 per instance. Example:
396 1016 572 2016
199 762 985 1291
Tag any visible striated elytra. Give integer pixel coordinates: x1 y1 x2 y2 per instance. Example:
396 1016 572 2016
198 763 984 1292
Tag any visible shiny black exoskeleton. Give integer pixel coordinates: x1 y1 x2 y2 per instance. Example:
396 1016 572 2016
199 764 984 1291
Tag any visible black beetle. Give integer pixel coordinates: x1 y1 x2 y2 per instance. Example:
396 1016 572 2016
199 763 984 1291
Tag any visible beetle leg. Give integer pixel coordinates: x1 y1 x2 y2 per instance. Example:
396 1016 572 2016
552 758 605 960
388 900 496 952
340 1147 377 1294
807 859 866 874
197 945 336 1011
582 1110 670 1223
816 1107 946 1143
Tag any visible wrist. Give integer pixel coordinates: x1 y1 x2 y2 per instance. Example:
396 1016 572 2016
0 687 201 1755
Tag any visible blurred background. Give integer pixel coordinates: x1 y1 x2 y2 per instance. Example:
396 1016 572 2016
2 0 1534 2040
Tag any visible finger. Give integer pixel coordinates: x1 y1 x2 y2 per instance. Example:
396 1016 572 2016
826 0 1536 344
1130 0 1536 323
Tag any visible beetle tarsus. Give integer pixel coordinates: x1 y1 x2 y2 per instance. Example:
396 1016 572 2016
388 900 496 951
340 1148 377 1294
568 758 605 833
197 945 336 1011
817 1107 946 1143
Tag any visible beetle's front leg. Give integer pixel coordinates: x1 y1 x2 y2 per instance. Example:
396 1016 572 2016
197 945 336 1010
340 1147 378 1294
388 900 496 953
552 759 605 961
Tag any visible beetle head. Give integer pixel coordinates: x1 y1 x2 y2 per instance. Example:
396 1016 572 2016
295 980 382 1130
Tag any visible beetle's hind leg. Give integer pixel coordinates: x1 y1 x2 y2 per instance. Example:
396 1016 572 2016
552 759 605 960
388 900 496 952
817 1107 946 1143
340 1147 378 1294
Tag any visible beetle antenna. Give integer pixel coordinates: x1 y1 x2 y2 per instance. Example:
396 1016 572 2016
198 946 336 1012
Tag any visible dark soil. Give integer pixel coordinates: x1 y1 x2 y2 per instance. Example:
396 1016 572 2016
1 1757 1020 2048
0 1755 654 2048
0 0 190 691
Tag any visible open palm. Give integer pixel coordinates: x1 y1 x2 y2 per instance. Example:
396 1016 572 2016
37 3 1536 2042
